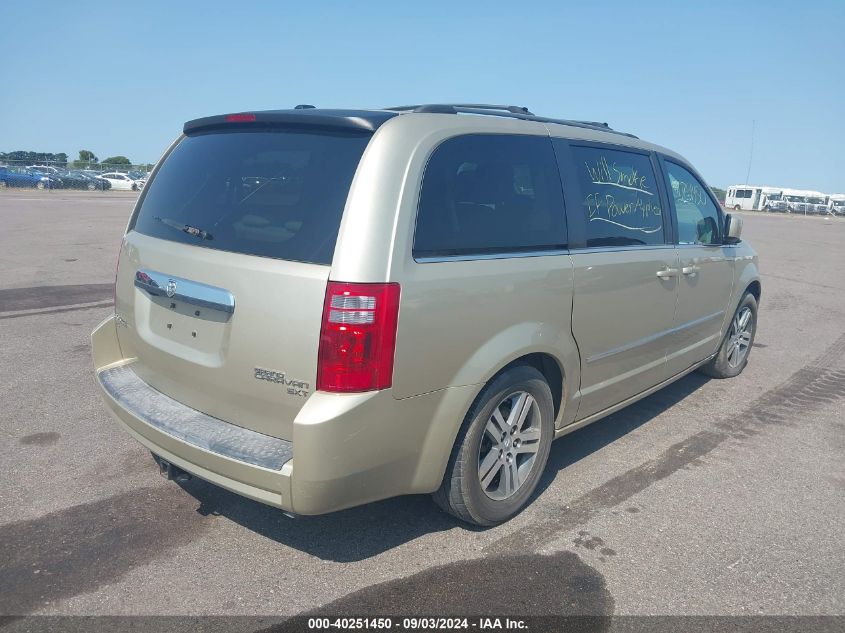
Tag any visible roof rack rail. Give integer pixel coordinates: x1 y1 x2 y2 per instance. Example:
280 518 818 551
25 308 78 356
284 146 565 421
572 120 610 129
387 103 534 115
383 104 637 138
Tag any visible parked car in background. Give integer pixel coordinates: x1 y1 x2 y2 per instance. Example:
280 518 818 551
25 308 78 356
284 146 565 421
99 172 142 191
0 166 59 189
26 165 62 175
757 189 827 214
128 171 147 189
803 195 828 214
827 194 845 215
68 170 112 190
49 170 96 190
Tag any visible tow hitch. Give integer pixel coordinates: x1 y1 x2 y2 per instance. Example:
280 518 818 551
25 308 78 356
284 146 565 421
152 453 191 482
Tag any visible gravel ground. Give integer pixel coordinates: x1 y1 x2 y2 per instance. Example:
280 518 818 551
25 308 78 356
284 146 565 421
0 190 843 621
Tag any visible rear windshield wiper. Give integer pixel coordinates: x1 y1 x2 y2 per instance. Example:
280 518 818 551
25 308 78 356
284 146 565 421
153 216 213 240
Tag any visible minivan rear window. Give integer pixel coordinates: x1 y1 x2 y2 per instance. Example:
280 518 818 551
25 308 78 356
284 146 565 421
414 134 567 259
131 129 371 265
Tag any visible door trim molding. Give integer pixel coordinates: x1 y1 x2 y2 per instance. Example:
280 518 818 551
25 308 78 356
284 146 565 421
557 351 717 438
586 310 724 364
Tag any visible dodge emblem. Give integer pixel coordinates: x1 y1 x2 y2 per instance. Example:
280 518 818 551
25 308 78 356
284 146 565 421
165 279 178 298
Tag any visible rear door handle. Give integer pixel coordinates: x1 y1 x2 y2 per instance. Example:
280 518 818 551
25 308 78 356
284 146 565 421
656 267 679 279
682 265 701 276
135 268 235 315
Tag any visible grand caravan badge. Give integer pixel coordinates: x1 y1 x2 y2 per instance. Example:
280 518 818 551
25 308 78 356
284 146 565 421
254 367 310 397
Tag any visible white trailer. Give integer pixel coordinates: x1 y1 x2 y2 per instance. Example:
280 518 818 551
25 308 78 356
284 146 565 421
725 185 783 211
726 185 829 214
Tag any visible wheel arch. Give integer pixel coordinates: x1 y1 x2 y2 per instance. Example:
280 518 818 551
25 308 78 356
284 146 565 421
450 321 579 428
745 279 761 304
413 335 577 494
493 352 564 424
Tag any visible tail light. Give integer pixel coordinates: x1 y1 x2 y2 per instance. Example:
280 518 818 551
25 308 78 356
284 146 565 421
317 282 401 393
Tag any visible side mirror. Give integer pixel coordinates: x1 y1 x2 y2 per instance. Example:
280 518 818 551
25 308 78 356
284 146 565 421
724 213 743 244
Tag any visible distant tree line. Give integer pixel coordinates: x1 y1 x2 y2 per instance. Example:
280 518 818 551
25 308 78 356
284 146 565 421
0 150 69 165
1 149 152 171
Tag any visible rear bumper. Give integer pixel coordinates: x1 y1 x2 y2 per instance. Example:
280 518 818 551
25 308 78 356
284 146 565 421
92 315 476 515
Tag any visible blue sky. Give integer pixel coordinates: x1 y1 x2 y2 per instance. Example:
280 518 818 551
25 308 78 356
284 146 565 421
3 0 843 191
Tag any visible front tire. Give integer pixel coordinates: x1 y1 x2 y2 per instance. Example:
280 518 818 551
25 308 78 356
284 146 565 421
434 365 554 526
700 293 757 379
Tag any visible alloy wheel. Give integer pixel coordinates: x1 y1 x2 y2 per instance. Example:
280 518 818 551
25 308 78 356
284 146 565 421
727 307 753 368
477 391 542 500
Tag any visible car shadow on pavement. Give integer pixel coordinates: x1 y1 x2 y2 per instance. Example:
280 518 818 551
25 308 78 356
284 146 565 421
177 371 710 563
533 370 711 500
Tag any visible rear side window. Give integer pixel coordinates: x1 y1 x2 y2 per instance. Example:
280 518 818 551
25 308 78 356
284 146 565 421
413 134 567 259
132 129 371 265
662 160 722 245
568 145 665 247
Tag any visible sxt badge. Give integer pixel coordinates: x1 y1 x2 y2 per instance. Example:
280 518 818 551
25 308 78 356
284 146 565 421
254 367 310 397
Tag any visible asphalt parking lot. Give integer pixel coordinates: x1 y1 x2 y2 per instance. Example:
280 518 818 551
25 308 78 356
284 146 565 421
0 190 843 621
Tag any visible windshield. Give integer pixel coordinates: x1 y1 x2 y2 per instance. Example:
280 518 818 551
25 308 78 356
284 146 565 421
784 195 805 202
131 128 371 265
765 193 782 200
806 197 824 204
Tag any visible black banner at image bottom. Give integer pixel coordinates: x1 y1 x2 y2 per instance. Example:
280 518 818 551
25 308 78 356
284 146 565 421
0 616 843 633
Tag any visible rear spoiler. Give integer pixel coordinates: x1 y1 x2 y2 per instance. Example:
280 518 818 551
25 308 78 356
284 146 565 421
183 110 394 134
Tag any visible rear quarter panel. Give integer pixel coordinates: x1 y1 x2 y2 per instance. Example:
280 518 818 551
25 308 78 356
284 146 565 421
331 114 580 425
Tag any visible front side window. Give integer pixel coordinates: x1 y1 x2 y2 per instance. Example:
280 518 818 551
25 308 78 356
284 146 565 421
413 134 567 258
569 145 665 247
662 161 721 245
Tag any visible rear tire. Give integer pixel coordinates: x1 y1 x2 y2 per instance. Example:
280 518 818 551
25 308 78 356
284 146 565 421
433 365 554 526
700 293 757 379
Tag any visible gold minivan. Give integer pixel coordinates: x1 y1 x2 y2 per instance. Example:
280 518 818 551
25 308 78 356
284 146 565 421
92 104 760 525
